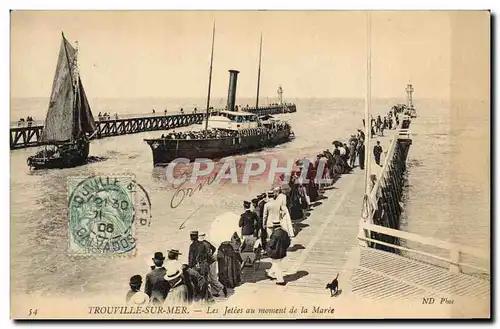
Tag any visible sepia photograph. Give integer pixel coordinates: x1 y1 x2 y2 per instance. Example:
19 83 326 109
9 9 490 319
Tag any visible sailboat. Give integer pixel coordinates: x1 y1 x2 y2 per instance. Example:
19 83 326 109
27 32 97 170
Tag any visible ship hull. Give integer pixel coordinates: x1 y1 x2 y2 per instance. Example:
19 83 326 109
27 140 90 170
145 128 291 166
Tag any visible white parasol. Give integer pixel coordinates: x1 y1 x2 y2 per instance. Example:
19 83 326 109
208 211 240 249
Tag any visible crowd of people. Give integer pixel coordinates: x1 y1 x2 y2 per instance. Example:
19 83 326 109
160 129 239 140
17 116 35 127
159 123 290 141
363 110 400 138
125 109 398 306
97 112 118 121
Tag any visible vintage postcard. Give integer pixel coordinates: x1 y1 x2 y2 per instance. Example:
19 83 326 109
10 10 490 319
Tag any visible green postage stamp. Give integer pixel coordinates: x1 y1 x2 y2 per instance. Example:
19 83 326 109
67 175 136 256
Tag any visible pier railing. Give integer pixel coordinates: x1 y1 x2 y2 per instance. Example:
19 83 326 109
358 222 489 275
366 116 412 230
10 104 297 150
359 115 489 276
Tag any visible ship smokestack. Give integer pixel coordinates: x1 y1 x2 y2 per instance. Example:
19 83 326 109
227 70 240 111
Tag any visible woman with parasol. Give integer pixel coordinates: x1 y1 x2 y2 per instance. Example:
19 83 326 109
209 212 243 289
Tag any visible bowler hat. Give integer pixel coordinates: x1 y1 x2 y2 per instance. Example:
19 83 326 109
190 230 198 236
153 252 165 261
251 198 259 204
243 201 251 208
129 274 142 285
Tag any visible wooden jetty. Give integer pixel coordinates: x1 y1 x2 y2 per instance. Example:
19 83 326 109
224 119 490 313
10 104 294 150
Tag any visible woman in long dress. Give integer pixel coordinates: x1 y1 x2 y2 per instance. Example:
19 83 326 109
216 232 243 289
275 187 295 238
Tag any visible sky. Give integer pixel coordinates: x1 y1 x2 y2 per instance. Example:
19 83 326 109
9 11 488 99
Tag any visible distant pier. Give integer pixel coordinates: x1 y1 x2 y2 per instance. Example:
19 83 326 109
10 103 296 150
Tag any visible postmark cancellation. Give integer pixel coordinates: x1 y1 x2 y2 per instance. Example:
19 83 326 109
67 175 137 257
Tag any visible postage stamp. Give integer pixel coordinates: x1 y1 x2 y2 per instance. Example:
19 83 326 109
67 175 137 257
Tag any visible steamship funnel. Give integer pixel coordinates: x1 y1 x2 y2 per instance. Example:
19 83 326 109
226 70 240 111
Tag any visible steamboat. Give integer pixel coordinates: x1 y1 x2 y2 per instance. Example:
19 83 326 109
27 32 97 170
145 28 294 167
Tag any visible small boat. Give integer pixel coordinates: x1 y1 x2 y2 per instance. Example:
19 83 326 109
27 32 97 170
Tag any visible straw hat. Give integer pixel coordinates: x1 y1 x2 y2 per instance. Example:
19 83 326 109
164 262 183 282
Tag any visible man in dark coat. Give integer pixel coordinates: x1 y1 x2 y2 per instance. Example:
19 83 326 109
188 231 210 278
373 141 383 166
265 220 291 285
358 140 365 170
199 232 226 298
239 201 259 239
144 252 169 304
256 193 268 249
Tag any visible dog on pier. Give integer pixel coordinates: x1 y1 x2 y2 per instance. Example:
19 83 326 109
325 273 339 297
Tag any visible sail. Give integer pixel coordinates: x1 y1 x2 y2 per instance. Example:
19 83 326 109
73 77 97 138
41 34 95 143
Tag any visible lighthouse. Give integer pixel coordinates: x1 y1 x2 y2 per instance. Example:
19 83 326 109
277 85 284 106
405 83 414 109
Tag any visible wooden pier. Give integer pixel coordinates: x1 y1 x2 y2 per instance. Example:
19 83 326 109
10 104 296 150
224 118 489 314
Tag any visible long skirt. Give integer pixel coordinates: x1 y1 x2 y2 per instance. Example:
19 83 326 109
217 242 242 289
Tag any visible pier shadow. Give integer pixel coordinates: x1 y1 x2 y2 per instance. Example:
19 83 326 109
293 223 310 235
292 212 311 224
86 156 108 164
240 261 273 283
284 270 309 283
287 243 306 252
310 201 323 207
321 186 337 191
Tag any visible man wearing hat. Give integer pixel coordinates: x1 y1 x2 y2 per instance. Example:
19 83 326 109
265 220 291 285
256 193 269 249
126 275 149 305
263 190 280 240
239 201 260 240
357 140 365 170
199 232 227 298
373 140 383 166
144 252 169 303
166 249 183 268
188 231 211 279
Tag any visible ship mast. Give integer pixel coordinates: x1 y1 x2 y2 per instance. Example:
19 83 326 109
363 12 372 200
204 22 216 132
255 32 263 109
358 11 373 245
